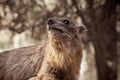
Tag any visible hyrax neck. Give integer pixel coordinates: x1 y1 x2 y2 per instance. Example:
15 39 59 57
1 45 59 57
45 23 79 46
43 40 82 80
45 40 82 71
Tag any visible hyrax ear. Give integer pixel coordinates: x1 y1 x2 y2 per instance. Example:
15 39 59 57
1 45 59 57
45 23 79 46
78 26 87 36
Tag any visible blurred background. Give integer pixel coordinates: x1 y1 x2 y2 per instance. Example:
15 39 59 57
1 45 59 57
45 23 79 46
0 0 120 80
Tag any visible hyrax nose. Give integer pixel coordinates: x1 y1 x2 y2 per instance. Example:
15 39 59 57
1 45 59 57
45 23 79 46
47 18 54 25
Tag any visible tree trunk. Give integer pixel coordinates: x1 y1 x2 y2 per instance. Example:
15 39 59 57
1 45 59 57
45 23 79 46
92 1 118 80
72 0 118 80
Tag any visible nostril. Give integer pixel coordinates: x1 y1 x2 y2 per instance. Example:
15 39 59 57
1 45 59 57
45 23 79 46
47 19 54 25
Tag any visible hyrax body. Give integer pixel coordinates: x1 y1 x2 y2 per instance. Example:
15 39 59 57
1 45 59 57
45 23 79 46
0 18 87 80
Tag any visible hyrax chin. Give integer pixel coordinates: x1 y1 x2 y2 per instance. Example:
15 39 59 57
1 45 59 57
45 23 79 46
0 18 87 80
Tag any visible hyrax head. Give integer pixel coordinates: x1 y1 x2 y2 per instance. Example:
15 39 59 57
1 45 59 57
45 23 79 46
46 18 87 43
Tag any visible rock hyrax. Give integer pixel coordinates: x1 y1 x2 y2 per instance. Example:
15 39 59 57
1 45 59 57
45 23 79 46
0 18 87 80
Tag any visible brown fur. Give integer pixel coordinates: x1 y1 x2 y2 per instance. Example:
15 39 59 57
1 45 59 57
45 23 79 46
0 44 47 80
0 18 86 80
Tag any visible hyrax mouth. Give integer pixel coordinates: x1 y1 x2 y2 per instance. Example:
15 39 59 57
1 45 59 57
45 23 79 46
49 27 63 33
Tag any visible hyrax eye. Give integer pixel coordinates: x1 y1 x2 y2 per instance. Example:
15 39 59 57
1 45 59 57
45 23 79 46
63 19 69 25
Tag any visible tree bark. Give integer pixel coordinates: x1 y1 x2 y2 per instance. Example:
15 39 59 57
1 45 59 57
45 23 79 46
72 0 118 80
93 1 118 80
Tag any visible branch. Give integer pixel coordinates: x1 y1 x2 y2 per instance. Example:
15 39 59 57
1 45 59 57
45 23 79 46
85 0 98 27
71 0 87 26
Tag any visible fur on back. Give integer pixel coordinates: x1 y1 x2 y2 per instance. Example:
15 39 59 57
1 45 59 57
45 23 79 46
0 44 45 80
